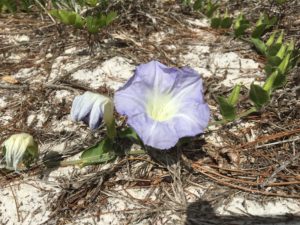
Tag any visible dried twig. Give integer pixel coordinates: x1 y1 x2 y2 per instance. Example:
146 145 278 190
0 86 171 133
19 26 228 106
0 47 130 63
260 149 300 189
9 184 21 222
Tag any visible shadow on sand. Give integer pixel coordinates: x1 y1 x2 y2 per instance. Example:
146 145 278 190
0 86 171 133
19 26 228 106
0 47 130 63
185 199 300 225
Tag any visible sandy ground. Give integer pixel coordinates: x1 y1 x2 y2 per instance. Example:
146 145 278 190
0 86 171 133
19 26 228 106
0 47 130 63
1 3 300 225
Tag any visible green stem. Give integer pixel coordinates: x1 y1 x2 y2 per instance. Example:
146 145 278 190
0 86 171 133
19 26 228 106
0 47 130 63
60 159 84 167
209 107 257 127
237 107 257 119
126 149 146 155
59 149 145 167
60 155 112 167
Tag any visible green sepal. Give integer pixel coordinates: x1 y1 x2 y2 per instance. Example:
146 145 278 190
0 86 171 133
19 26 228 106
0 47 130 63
119 127 141 143
22 144 39 168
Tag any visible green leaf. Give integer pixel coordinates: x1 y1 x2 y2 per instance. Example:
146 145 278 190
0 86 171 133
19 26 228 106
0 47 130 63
275 30 284 45
266 43 282 56
263 70 287 93
217 96 236 121
220 17 233 29
249 83 269 109
265 56 282 75
74 13 84 29
227 84 241 106
86 16 99 33
263 71 277 93
273 70 286 90
59 10 74 25
266 31 278 47
50 10 80 26
204 0 219 18
251 14 277 38
233 13 250 37
211 15 221 28
278 52 291 75
264 64 274 76
267 56 282 66
265 15 277 28
275 0 287 4
276 44 287 60
80 138 115 167
287 39 295 53
181 0 191 6
50 9 60 19
251 14 265 38
251 38 267 55
251 24 267 38
234 24 250 37
105 11 117 26
85 0 98 7
193 0 204 10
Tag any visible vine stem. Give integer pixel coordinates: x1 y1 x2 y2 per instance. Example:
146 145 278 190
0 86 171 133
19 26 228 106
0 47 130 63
59 156 111 167
208 107 257 127
59 150 146 167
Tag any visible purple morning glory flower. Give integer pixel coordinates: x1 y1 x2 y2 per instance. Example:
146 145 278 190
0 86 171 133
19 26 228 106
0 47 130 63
71 91 114 131
114 61 210 150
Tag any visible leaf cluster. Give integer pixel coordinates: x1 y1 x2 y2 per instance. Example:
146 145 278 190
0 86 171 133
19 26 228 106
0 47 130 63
200 2 300 120
50 10 117 33
79 127 142 167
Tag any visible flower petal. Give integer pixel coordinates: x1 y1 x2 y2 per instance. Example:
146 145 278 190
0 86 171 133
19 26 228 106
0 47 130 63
171 101 210 137
71 92 97 121
170 67 205 103
4 133 37 170
88 99 104 129
114 81 149 117
71 92 114 130
127 114 179 149
134 61 178 93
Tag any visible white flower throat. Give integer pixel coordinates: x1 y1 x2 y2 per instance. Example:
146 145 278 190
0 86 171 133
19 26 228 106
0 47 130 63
146 91 178 121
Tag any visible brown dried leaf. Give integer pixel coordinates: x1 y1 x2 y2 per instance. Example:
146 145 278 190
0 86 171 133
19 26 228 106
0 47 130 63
1 76 19 84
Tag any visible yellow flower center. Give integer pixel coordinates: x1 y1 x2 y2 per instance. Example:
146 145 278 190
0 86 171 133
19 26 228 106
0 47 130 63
146 92 178 121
